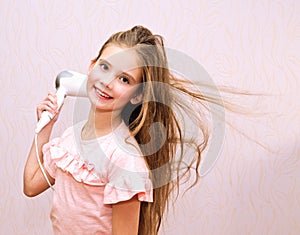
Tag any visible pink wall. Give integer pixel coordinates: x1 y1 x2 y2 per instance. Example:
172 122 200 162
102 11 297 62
1 0 299 234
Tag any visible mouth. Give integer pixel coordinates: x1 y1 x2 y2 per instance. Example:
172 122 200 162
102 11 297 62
95 87 113 99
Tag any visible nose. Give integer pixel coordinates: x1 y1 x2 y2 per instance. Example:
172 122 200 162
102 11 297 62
101 74 115 87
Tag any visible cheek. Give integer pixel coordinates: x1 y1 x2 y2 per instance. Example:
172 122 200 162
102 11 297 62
114 86 136 101
115 86 131 97
87 70 99 83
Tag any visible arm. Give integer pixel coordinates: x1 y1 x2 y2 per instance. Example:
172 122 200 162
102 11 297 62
23 123 55 197
112 195 141 235
23 93 59 197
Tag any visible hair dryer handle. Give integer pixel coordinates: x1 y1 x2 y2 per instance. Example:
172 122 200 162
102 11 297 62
35 87 66 133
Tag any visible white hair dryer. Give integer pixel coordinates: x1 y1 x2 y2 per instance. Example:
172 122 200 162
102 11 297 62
35 70 88 133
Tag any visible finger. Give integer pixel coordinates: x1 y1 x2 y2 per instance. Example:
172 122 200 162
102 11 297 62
43 99 58 111
37 101 58 115
45 93 57 104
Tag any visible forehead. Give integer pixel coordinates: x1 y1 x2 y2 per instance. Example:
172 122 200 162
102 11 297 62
100 45 141 72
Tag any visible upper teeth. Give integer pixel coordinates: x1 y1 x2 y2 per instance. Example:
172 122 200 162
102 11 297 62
96 88 110 98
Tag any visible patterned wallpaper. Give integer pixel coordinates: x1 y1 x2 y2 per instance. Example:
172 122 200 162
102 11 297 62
0 0 299 234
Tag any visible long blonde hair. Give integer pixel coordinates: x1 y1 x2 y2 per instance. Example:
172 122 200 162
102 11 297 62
92 26 223 235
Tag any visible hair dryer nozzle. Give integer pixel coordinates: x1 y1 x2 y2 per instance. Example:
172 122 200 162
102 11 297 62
35 70 88 133
55 70 88 97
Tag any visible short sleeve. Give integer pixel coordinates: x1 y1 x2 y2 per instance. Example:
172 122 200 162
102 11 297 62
103 150 153 204
42 137 61 179
42 126 74 179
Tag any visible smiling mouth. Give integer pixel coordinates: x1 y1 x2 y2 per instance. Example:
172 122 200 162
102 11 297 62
95 87 112 99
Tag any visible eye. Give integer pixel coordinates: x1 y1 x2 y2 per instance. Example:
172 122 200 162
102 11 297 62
99 63 109 71
119 76 130 84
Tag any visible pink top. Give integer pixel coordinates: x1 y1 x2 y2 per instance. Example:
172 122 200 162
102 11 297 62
43 121 153 235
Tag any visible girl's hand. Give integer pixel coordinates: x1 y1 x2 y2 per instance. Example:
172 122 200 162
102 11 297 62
36 92 60 123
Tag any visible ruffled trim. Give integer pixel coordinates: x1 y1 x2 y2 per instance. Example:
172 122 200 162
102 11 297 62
104 179 153 204
43 138 106 186
42 122 154 204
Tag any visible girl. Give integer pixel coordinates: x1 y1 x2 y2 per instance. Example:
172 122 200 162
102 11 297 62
24 26 220 235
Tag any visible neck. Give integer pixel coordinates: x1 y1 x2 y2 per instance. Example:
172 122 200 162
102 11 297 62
82 107 122 139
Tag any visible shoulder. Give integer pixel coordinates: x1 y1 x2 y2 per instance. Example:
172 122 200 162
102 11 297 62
108 121 142 155
62 121 85 137
107 122 148 172
52 121 84 151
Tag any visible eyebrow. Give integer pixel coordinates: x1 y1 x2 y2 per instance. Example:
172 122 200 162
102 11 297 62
98 58 139 83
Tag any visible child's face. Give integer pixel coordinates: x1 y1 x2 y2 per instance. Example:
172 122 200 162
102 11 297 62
87 45 143 113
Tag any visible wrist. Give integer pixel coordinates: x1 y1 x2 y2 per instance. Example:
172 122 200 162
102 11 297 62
36 121 54 137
